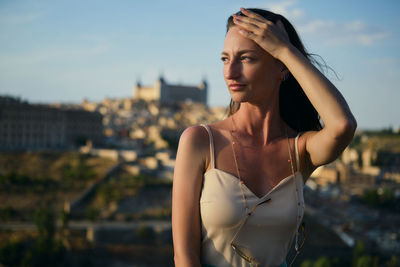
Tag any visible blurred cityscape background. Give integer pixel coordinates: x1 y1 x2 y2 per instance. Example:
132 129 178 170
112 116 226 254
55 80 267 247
1 1 400 267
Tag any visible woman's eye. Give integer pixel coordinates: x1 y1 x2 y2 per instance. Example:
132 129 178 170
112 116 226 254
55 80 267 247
241 56 253 62
221 57 229 63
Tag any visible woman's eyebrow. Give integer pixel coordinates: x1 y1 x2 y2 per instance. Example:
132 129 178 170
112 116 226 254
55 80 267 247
221 49 258 56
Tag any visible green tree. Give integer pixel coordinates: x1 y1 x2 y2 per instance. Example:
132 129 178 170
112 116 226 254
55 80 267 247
380 188 394 204
0 206 16 221
0 239 26 266
355 255 372 267
33 208 55 240
313 256 332 267
352 241 366 266
59 210 70 229
136 225 155 244
0 208 66 266
24 208 65 266
21 238 65 267
386 255 399 267
300 260 313 267
85 207 100 221
362 189 380 206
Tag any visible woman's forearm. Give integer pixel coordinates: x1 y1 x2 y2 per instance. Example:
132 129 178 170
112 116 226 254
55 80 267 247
279 45 357 134
174 253 202 267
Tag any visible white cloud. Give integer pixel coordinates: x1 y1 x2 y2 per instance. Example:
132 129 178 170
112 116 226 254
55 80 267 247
298 20 336 34
290 8 305 21
298 19 388 46
261 0 304 21
0 12 42 25
0 44 111 68
365 57 399 75
357 32 388 46
344 20 365 32
257 1 388 46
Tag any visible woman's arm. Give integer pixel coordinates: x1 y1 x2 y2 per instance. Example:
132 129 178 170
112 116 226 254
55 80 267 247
233 8 357 174
172 126 208 267
278 45 357 171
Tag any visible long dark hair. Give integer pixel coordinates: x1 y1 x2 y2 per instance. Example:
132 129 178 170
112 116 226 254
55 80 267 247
226 8 323 132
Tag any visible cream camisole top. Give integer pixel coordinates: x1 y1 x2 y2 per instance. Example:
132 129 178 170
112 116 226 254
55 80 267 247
199 124 306 267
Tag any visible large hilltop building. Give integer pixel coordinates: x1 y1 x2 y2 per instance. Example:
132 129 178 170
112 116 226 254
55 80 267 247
134 76 208 106
0 96 103 150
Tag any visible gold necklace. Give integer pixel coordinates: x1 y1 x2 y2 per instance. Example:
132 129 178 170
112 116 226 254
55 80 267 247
228 115 249 211
228 115 302 256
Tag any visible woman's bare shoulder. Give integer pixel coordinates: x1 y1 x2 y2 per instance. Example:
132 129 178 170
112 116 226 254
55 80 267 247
178 118 231 155
293 130 319 179
175 125 212 177
177 125 211 159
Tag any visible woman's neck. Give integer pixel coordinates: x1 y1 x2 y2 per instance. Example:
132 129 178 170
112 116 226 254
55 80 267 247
232 101 286 145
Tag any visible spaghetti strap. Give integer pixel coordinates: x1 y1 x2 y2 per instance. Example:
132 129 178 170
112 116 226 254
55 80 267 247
200 124 215 169
294 132 302 172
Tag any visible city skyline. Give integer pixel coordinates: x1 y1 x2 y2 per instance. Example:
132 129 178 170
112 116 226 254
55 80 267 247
1 0 399 129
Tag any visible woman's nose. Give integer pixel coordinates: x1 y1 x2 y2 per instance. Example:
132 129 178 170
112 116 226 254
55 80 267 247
224 61 241 80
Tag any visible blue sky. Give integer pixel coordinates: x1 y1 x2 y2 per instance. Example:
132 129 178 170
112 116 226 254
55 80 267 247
0 0 399 129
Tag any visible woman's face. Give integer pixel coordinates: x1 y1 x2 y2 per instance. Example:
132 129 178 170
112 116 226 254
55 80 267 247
222 26 282 105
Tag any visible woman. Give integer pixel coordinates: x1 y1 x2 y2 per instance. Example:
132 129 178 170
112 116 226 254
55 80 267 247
172 8 356 267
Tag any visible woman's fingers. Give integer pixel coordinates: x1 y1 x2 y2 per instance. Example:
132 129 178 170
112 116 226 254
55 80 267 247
233 14 273 31
240 8 268 23
233 12 271 26
233 14 288 43
233 15 275 42
232 8 292 58
237 28 257 40
233 16 261 33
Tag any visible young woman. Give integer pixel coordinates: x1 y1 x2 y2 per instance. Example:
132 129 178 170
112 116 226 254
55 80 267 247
172 8 357 267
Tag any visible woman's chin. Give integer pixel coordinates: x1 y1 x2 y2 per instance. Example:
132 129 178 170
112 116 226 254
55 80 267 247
231 95 250 103
231 98 244 103
230 93 246 101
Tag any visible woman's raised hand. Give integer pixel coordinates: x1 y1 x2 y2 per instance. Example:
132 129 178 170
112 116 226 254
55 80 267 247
233 8 291 60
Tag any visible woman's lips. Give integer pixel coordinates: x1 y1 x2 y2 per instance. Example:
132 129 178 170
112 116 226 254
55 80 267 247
229 83 246 91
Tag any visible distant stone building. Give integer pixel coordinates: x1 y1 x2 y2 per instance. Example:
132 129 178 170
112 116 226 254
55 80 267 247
0 96 103 150
134 76 208 106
